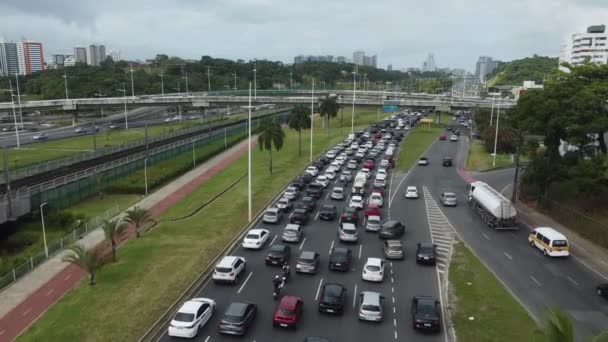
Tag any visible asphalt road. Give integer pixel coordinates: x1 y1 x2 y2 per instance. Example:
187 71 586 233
419 132 608 340
157 125 447 341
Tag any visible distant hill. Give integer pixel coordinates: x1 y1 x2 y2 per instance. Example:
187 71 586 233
487 55 558 87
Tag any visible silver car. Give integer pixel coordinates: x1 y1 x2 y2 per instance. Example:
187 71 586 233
263 207 282 223
440 192 457 206
338 223 358 242
282 224 303 243
365 215 381 231
284 186 298 200
358 291 384 322
331 187 344 200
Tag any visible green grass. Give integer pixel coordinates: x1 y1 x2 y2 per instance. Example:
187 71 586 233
65 194 140 219
396 122 444 171
18 108 380 341
449 241 540 341
466 140 514 171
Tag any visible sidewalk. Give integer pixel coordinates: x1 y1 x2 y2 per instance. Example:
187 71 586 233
0 137 255 341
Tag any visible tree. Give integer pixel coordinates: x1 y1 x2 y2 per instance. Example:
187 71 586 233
257 118 285 175
318 95 339 132
62 245 102 286
287 104 310 157
101 218 127 262
124 206 154 238
539 308 574 342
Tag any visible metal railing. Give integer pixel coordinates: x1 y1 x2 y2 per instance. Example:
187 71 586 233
0 205 121 291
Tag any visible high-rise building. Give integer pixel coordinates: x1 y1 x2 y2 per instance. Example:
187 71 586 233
336 56 347 63
16 41 44 75
74 47 87 64
87 44 106 66
559 24 608 69
475 56 498 82
353 50 365 66
387 64 393 71
422 53 437 72
108 48 121 61
64 56 76 67
0 39 20 76
52 54 65 67
406 67 421 73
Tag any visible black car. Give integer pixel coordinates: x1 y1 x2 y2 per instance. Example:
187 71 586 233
300 173 313 184
266 244 291 265
597 284 608 299
416 242 437 265
454 130 461 136
290 208 310 225
411 296 441 332
319 204 337 221
328 247 352 271
318 283 347 315
219 302 257 335
306 183 323 198
340 207 358 223
442 157 453 167
378 220 405 239
290 180 305 190
298 196 316 213
318 156 330 165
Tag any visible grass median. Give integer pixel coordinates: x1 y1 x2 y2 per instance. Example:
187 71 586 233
396 122 443 172
449 241 540 341
19 108 380 341
466 140 514 171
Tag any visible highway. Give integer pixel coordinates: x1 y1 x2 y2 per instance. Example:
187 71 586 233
156 121 448 341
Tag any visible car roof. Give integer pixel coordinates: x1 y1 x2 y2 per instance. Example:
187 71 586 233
386 240 402 246
294 208 307 213
266 207 280 213
407 186 417 190
341 222 356 229
333 186 344 191
218 256 240 267
361 291 382 305
300 251 318 259
414 296 437 305
534 227 568 240
285 223 300 230
333 247 350 254
366 257 383 266
178 299 206 314
225 302 249 316
270 244 287 251
443 192 456 196
248 228 267 235
278 295 302 310
418 242 435 249
352 195 363 200
324 283 345 293
322 204 336 210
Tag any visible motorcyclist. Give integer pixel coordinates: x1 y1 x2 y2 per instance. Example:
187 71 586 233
272 275 283 292
282 262 291 279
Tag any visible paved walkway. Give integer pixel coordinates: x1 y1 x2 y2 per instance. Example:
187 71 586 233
0 137 255 341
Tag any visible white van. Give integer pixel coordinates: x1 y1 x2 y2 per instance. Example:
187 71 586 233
528 227 570 257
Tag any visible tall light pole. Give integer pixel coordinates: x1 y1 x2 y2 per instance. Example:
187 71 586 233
233 72 237 91
182 73 189 96
94 90 106 118
129 65 135 99
159 71 165 96
247 82 252 222
206 66 211 92
40 202 49 258
144 158 149 196
492 97 502 168
489 93 496 126
290 72 293 89
310 78 315 163
62 72 69 100
3 81 21 147
363 73 367 91
14 75 23 128
116 84 128 129
351 69 357 134
253 63 257 100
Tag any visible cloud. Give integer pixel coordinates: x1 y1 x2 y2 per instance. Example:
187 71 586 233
0 0 606 71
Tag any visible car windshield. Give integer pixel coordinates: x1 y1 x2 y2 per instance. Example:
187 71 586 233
388 245 402 251
366 265 381 272
444 193 456 199
277 308 294 316
417 300 436 315
246 233 260 239
173 312 195 322
284 228 297 234
270 245 284 253
419 246 434 254
216 267 232 273
299 255 315 263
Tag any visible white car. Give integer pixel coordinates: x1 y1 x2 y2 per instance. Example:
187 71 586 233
450 135 458 142
347 160 358 170
355 151 365 158
379 159 389 168
405 186 419 199
276 197 293 212
335 156 346 165
373 175 386 188
331 160 342 169
325 169 337 180
168 298 216 338
351 143 359 149
338 222 359 242
365 215 382 231
385 149 394 157
360 168 370 179
284 186 298 200
376 169 388 178
349 195 364 209
305 166 319 177
242 229 270 249
362 258 385 282
369 192 384 207
316 175 330 188
326 151 337 159
263 207 282 223
331 187 345 200
213 256 246 284
365 141 373 149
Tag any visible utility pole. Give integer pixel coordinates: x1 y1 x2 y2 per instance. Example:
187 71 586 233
351 68 357 134
14 75 23 128
130 65 135 99
310 78 314 163
492 97 502 168
253 62 257 100
159 72 165 96
207 66 211 92
511 131 522 203
8 80 20 148
247 82 252 222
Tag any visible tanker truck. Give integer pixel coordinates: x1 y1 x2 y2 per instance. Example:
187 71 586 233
467 181 517 229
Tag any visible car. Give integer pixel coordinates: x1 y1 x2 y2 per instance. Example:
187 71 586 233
273 295 304 328
379 220 405 239
371 186 385 197
362 257 385 282
331 187 345 200
298 196 316 213
218 302 257 335
213 256 247 284
442 157 453 167
318 283 347 315
358 291 384 322
299 173 313 184
405 186 419 199
345 148 353 156
338 222 359 242
383 240 404 259
376 168 388 178
364 203 381 218
305 166 319 177
330 160 342 170
32 133 48 140
276 197 293 212
360 168 371 179
418 157 429 166
315 175 330 188
266 244 291 266
328 247 352 271
363 159 375 170
440 192 457 206
326 150 336 159
263 207 282 223
597 284 608 299
290 208 310 225
347 159 358 170
242 229 270 249
366 215 382 231
284 186 299 200
369 192 383 207
282 224 304 243
74 127 88 133
296 251 320 274
349 195 364 209
454 129 461 136
325 169 337 180
450 135 458 142
340 170 353 183
168 298 216 338
109 123 120 129
319 204 337 221
306 183 323 198
439 134 446 140
340 206 359 223
416 242 437 265
411 296 441 332
373 174 386 188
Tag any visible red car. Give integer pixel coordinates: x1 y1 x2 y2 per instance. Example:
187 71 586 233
371 186 385 197
273 295 303 328
365 203 381 218
439 135 446 140
363 159 375 170
341 207 359 223
374 133 382 139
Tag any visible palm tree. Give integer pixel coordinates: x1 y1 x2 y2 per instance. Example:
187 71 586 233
257 118 285 175
124 206 154 238
62 245 102 286
287 104 311 157
101 218 127 262
540 308 574 342
318 95 339 133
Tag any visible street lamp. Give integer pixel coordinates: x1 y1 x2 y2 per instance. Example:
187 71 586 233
206 66 211 92
40 202 49 258
14 74 23 129
232 72 237 91
253 63 257 100
94 90 106 118
247 82 252 222
182 73 189 96
144 158 149 196
129 65 135 99
62 72 69 100
310 78 315 163
351 69 357 134
1 81 21 148
116 83 128 130
159 71 165 96
492 97 502 168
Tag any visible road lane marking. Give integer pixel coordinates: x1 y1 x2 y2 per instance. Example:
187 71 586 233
237 272 253 294
315 278 324 300
482 233 491 241
388 171 394 207
503 252 513 260
0 330 5 336
314 210 320 221
393 318 397 327
353 283 358 308
567 276 579 287
325 192 330 200
299 237 307 250
572 255 608 281
328 240 334 255
392 296 395 304
393 307 396 313
391 287 394 293
22 307 32 316
570 311 581 321
358 245 363 259
64 274 72 281
204 336 210 342
45 288 54 296
530 276 542 287
391 277 394 284
394 331 398 340
269 234 278 247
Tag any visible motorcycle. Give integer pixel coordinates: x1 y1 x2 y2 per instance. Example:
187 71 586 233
272 277 286 300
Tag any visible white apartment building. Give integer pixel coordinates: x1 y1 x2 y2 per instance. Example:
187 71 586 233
559 25 607 69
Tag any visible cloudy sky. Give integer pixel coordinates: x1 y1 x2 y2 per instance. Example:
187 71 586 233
1 0 607 71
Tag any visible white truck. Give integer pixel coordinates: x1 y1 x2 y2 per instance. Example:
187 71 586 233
467 181 517 229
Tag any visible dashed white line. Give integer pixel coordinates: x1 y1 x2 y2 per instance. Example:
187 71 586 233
328 240 335 255
237 272 253 294
394 331 398 340
482 233 491 241
314 210 320 221
567 276 579 287
353 283 358 308
392 296 395 304
391 287 394 293
393 318 397 327
269 234 278 247
325 192 330 200
204 336 210 342
390 277 394 284
22 307 32 316
358 245 363 259
393 307 396 313
530 276 542 287
299 237 307 250
504 251 513 260
315 278 324 300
